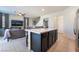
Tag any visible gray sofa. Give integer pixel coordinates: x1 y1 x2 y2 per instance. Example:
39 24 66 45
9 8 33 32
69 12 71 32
9 29 25 39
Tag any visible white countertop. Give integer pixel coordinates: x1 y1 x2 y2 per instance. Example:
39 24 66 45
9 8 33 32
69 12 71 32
25 28 57 34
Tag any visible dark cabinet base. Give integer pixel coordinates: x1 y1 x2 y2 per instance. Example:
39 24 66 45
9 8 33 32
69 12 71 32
31 29 58 52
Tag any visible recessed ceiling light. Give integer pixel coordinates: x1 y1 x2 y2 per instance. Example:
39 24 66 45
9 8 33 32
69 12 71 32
41 8 45 11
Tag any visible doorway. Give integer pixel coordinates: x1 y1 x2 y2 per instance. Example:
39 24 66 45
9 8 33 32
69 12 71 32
57 16 64 33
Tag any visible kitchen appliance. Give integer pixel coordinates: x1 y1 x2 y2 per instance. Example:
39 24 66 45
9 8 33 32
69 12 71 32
74 9 79 51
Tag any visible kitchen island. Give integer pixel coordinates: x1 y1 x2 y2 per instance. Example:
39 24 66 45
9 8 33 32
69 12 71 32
25 28 58 52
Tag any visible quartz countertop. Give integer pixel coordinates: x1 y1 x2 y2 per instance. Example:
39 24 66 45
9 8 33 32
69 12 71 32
25 28 57 34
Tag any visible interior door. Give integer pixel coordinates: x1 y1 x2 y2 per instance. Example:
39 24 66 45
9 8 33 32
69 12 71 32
58 16 64 33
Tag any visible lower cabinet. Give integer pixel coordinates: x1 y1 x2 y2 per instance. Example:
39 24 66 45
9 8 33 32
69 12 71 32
41 32 48 52
31 33 41 52
48 30 54 48
53 30 58 44
31 30 58 52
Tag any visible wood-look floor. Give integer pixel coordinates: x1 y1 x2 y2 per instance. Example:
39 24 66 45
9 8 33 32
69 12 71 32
48 33 76 52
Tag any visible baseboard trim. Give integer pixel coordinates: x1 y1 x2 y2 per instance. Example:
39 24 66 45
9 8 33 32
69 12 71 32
58 32 76 40
69 35 76 40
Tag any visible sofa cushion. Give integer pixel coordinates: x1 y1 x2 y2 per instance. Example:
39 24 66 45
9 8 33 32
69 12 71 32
10 29 25 39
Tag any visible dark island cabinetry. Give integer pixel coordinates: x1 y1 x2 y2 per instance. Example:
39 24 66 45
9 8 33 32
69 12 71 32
31 29 58 52
41 32 48 52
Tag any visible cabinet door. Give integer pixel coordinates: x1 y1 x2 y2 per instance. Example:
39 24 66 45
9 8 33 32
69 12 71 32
26 31 28 47
48 31 54 48
53 30 58 44
41 32 48 52
31 32 41 52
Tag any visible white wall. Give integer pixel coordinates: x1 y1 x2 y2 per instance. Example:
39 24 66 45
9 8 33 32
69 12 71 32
36 6 79 39
57 16 64 33
61 7 79 39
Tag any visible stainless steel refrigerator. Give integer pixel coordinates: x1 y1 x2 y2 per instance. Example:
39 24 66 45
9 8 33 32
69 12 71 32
74 9 79 51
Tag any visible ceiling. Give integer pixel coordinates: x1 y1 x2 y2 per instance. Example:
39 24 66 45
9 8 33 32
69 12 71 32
0 6 69 17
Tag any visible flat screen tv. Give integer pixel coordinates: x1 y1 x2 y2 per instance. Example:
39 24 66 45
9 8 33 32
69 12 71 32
11 20 23 26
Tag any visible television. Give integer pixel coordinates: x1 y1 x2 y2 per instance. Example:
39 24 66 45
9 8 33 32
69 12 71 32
11 20 23 26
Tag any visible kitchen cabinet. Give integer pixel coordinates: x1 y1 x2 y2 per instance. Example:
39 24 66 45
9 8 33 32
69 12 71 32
53 30 58 44
41 32 48 52
48 30 54 48
31 29 58 52
31 33 41 52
